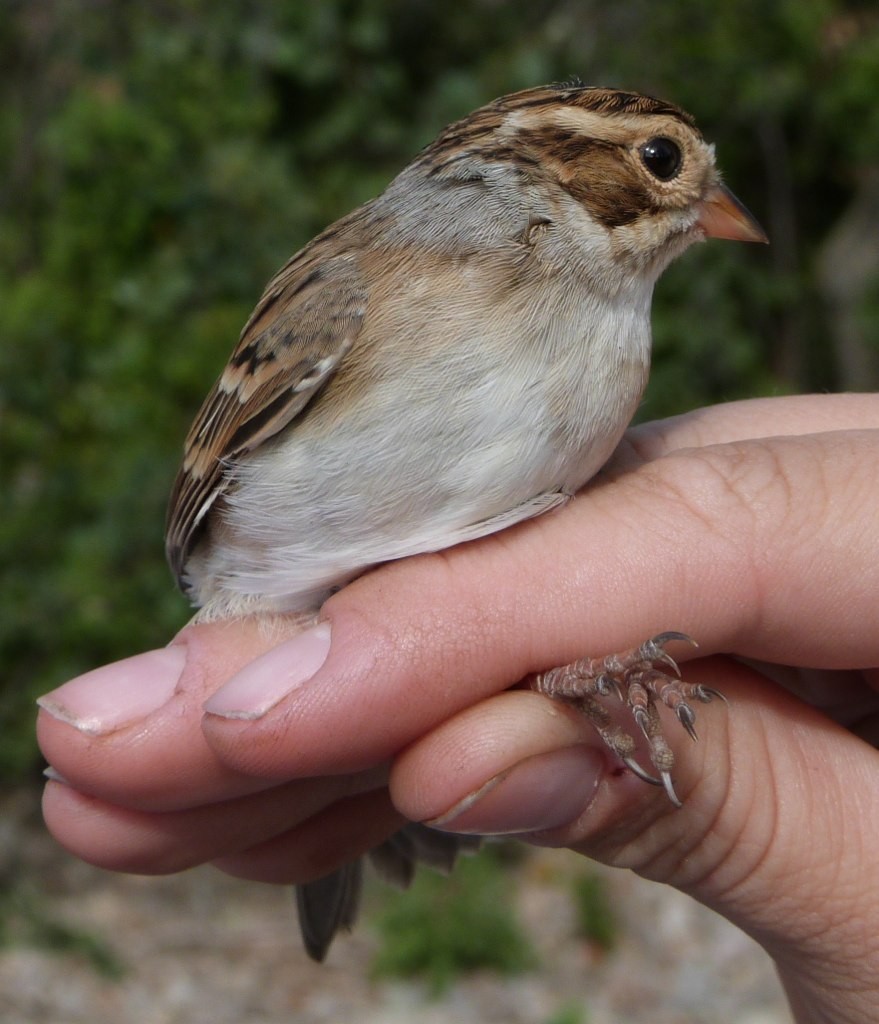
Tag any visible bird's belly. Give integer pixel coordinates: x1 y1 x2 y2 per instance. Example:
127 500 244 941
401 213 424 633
192 325 647 614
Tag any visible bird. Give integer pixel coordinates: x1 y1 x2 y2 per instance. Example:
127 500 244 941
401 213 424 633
165 83 767 961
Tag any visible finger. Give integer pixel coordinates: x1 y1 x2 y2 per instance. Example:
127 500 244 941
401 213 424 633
211 790 404 885
41 766 389 875
619 393 879 463
389 664 735 838
36 617 319 810
200 429 879 779
389 657 879 990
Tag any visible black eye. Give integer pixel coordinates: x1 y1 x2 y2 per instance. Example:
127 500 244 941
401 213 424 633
640 137 682 180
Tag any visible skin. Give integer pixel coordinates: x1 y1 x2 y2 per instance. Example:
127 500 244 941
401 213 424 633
38 393 879 1024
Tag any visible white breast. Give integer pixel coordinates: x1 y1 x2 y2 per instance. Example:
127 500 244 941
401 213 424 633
186 261 652 618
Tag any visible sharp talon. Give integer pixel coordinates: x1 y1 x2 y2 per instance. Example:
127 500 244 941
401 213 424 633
699 686 728 705
596 674 619 699
633 707 650 736
651 631 697 649
622 756 664 786
654 650 682 677
661 771 683 808
677 705 698 741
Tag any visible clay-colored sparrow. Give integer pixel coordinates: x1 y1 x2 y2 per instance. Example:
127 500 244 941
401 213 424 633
166 84 766 960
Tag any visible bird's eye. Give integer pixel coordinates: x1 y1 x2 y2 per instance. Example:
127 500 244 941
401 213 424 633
640 137 682 181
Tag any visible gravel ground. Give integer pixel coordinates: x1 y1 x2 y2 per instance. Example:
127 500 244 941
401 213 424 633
2 788 792 1024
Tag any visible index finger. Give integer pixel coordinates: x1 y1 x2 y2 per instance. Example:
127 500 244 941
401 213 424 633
200 424 879 780
620 392 879 461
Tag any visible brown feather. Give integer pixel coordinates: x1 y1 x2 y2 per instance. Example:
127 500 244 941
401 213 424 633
165 220 368 586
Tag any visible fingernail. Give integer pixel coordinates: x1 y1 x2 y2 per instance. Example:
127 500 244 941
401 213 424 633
425 745 603 836
203 621 332 720
36 647 186 735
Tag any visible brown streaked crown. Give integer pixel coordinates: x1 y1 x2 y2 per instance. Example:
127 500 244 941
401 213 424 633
415 85 708 231
419 85 698 170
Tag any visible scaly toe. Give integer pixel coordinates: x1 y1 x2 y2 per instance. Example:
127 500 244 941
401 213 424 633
532 632 721 808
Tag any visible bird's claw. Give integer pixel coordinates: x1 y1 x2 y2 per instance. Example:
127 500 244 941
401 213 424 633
533 631 721 807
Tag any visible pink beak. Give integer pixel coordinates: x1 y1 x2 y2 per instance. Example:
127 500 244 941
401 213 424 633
696 184 768 244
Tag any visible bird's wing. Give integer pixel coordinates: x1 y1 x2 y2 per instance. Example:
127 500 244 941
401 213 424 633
165 243 368 586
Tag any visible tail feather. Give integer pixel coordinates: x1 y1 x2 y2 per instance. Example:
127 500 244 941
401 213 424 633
295 825 482 961
295 859 363 962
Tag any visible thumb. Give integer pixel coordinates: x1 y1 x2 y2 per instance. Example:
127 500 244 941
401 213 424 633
389 656 879 1018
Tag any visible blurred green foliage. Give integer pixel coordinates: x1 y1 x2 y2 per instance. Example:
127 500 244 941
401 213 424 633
371 845 536 992
0 879 125 977
544 1004 588 1024
571 872 617 953
2 0 878 779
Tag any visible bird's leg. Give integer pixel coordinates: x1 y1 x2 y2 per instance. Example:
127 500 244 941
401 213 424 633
532 632 723 807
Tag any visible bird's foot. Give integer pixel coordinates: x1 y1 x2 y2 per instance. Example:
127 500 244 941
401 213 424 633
532 632 723 807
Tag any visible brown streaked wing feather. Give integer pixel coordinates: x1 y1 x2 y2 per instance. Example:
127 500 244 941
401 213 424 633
165 246 367 587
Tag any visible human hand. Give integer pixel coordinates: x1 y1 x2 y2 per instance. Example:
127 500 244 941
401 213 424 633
38 393 879 1024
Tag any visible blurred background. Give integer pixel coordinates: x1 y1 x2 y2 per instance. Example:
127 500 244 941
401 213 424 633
2 1 877 1021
